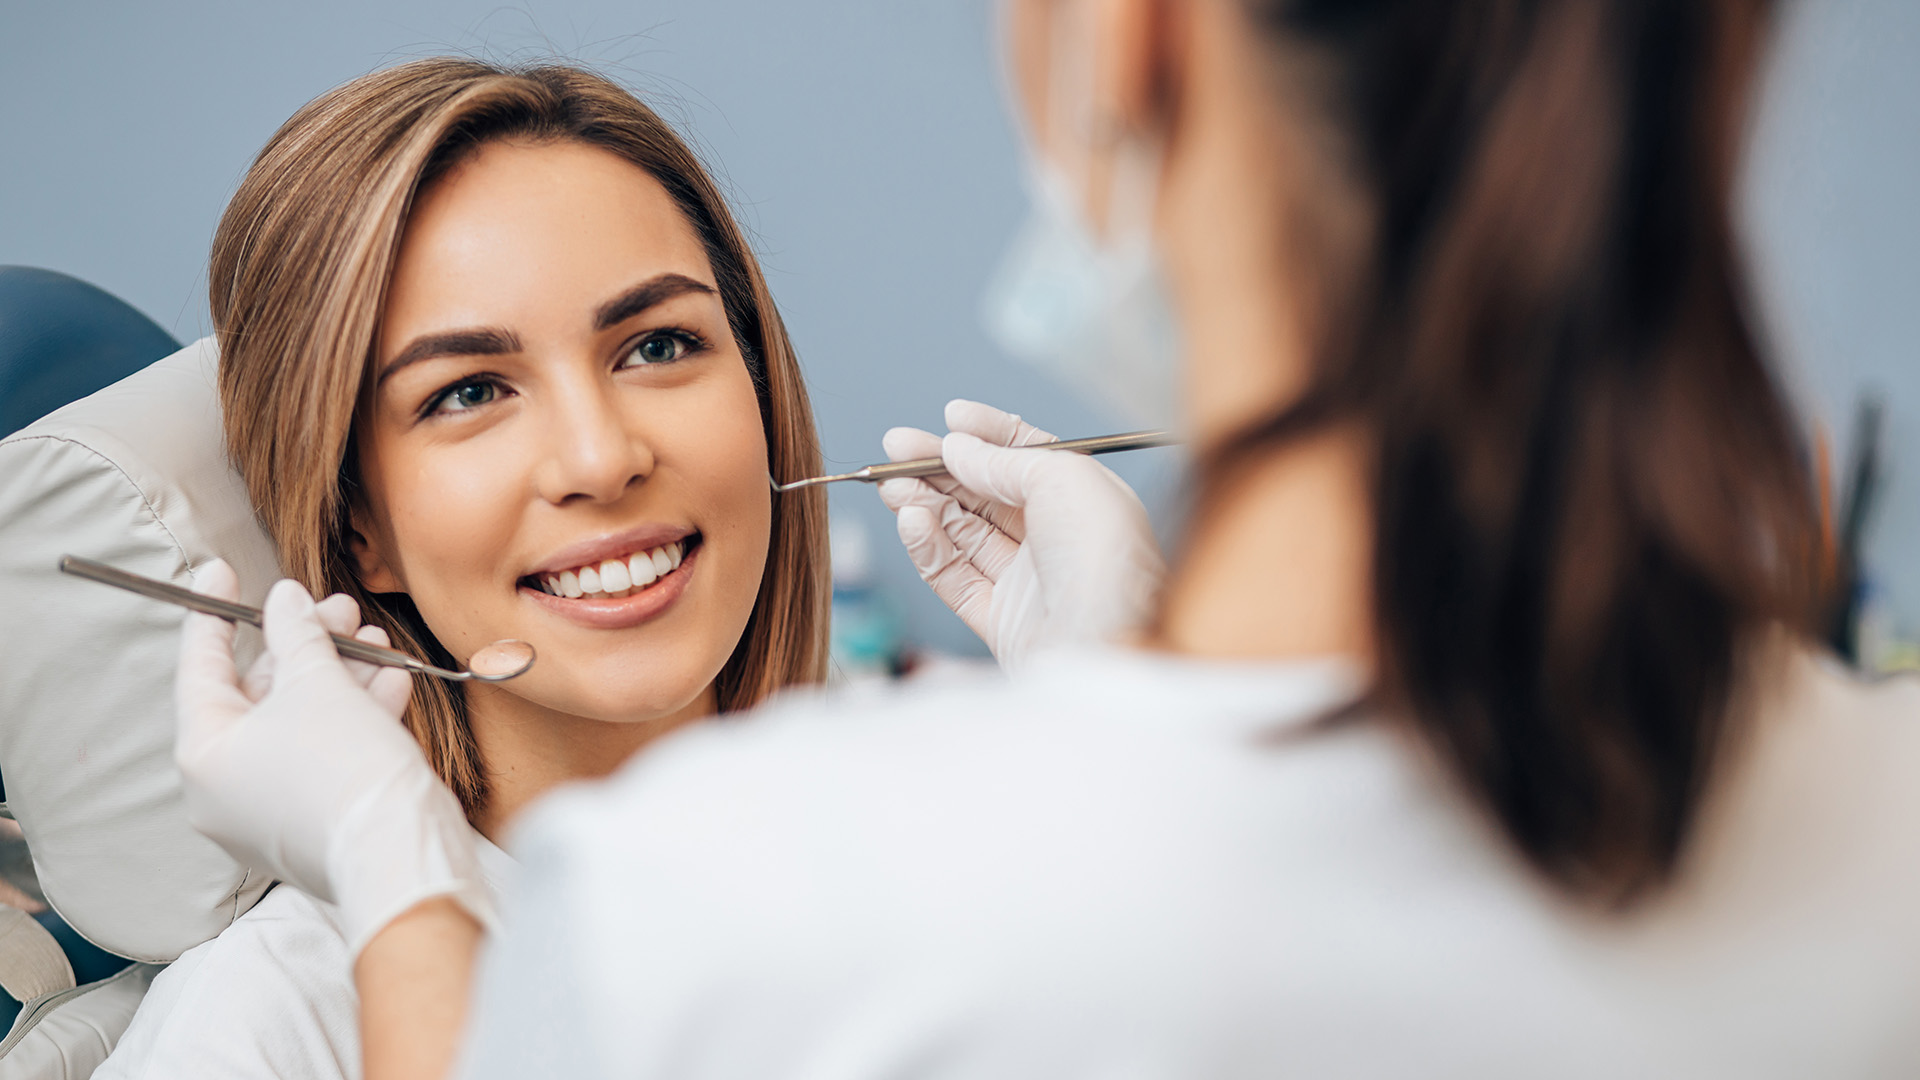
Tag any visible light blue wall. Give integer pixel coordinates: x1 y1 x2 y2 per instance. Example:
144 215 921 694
1744 0 1920 639
1 0 1913 651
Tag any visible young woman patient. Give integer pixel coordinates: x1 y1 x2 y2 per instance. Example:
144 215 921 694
99 58 828 1079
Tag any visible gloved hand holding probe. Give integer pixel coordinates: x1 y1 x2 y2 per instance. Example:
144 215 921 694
173 561 494 955
878 400 1168 672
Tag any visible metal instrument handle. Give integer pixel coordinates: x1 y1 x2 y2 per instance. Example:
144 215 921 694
60 554 436 675
861 429 1178 483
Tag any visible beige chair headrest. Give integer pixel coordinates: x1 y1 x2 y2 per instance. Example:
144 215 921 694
0 337 279 962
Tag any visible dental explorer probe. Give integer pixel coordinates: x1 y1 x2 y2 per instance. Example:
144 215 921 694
60 555 536 683
770 428 1178 493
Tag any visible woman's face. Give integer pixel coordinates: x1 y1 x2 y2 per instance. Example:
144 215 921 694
353 138 772 725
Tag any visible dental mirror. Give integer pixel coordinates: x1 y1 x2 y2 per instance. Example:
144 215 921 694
467 639 538 681
60 555 536 684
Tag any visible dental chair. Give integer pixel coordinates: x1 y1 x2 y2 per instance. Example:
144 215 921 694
0 282 283 1076
0 267 182 440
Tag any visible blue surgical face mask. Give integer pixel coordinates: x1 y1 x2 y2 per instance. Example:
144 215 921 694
981 15 1183 431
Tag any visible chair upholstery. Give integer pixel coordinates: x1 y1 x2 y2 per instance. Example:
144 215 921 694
0 336 279 964
0 266 181 817
0 269 198 1072
0 266 180 439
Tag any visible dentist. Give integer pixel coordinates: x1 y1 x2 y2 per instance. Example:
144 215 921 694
175 0 1920 1077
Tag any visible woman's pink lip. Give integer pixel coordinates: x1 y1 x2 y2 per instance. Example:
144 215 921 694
519 542 698 630
525 523 697 579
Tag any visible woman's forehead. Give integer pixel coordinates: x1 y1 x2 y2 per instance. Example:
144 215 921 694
384 139 718 336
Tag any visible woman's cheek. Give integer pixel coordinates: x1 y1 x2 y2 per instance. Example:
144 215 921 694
695 381 775 612
387 446 527 651
417 450 521 565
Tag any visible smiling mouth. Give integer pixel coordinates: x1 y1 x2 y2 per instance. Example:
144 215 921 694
520 533 702 600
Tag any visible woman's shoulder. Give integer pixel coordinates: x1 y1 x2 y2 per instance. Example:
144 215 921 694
1711 638 1920 849
1679 641 1920 901
94 884 360 1080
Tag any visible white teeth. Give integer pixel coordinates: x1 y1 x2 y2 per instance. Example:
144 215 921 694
629 550 658 587
600 558 632 593
541 538 691 599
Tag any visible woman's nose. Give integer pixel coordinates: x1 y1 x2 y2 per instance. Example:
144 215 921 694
533 386 655 505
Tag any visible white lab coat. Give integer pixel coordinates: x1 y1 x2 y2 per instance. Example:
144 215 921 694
95 837 518 1080
462 640 1920 1079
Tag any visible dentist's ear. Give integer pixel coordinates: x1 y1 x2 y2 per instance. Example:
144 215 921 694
1003 0 1179 142
1092 0 1181 138
1001 0 1052 144
346 499 405 594
1003 0 1185 232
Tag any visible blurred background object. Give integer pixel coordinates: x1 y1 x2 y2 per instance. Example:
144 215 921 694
1825 395 1887 664
828 518 905 683
0 0 1910 663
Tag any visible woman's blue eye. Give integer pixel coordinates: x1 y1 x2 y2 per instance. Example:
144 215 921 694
431 380 497 414
625 333 691 367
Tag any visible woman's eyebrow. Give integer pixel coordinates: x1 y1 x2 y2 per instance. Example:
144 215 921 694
379 327 522 385
593 273 717 331
375 273 713 385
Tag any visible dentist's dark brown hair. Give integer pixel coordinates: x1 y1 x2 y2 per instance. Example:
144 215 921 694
211 59 829 818
1218 0 1816 899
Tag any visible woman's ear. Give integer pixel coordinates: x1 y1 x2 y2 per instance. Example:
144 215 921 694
346 500 405 594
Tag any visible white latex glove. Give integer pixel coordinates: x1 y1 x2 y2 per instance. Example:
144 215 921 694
878 400 1167 671
174 561 494 954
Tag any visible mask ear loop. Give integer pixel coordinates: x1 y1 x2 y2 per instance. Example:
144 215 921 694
982 0 1185 431
1105 129 1163 258
1097 131 1185 431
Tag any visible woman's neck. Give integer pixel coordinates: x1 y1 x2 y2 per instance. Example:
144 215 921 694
1158 427 1374 662
1153 247 1376 662
463 684 715 842
1153 103 1375 663
1148 0 1377 665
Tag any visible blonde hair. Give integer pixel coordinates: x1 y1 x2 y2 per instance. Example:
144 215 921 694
211 58 829 817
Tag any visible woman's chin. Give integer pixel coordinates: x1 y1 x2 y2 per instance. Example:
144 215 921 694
497 669 716 730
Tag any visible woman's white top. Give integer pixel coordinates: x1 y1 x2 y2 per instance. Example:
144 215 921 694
464 642 1920 1079
95 835 517 1080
